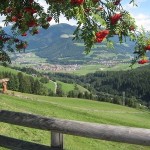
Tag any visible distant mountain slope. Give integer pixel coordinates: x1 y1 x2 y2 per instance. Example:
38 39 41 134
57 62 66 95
4 24 143 65
35 24 136 64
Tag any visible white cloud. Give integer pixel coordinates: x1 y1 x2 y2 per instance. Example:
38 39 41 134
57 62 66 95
60 34 75 38
0 15 5 27
0 22 4 27
37 0 77 26
133 14 150 31
122 0 150 31
36 0 48 11
50 15 77 26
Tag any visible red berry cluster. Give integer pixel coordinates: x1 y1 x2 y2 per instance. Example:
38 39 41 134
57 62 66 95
84 8 91 13
113 0 121 5
16 43 28 49
4 1 52 37
5 7 12 13
47 16 52 22
138 44 150 64
71 0 84 5
138 59 149 64
145 45 150 50
0 35 18 44
33 29 39 35
129 25 135 31
137 44 150 65
27 20 38 27
0 36 10 43
110 13 122 25
29 0 34 4
0 34 27 50
95 30 109 43
24 7 37 14
11 16 18 22
22 33 27 36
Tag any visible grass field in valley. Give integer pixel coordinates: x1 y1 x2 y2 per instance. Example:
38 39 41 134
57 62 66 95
70 64 144 75
44 80 56 92
44 80 89 94
0 92 150 150
57 81 89 94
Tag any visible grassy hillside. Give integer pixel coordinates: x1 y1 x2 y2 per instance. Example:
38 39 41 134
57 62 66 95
0 66 90 94
57 81 89 94
44 80 56 92
0 66 20 74
0 92 150 150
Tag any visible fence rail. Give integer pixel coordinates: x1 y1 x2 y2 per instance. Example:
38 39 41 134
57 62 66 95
0 110 150 150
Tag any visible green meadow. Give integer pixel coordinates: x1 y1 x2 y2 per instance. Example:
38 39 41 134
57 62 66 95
0 66 20 74
57 81 89 94
0 92 150 150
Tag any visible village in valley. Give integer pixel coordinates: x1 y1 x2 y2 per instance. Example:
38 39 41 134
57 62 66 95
11 52 132 72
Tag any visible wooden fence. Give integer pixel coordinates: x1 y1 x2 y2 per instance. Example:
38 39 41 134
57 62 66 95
0 110 150 150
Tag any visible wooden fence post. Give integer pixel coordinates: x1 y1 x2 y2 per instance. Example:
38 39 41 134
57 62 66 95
51 131 63 150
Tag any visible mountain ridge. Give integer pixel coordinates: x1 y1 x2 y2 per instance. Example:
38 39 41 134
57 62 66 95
4 24 143 65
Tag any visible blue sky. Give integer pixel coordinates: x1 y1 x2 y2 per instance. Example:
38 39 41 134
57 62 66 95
122 0 150 30
0 0 150 30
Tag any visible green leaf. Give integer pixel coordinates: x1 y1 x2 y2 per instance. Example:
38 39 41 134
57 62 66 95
107 41 114 48
92 13 106 27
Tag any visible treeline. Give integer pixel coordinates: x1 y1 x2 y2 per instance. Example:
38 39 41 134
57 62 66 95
0 72 53 96
83 68 150 103
56 83 93 99
11 65 150 108
45 65 150 108
0 69 94 101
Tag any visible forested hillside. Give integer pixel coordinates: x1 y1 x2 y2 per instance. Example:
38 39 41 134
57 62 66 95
83 67 150 103
45 65 150 106
0 66 90 98
0 71 53 96
12 65 150 108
